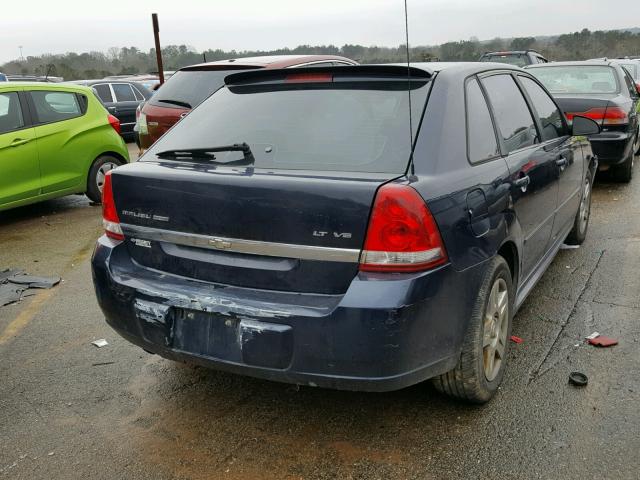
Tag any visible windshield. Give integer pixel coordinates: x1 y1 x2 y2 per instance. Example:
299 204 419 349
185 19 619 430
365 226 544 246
148 69 248 109
148 79 431 174
481 54 528 67
529 65 620 94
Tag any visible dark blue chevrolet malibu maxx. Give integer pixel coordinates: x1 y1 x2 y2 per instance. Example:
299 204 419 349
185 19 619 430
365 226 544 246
92 63 600 403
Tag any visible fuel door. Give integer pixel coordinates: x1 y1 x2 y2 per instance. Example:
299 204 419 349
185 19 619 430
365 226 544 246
466 188 490 237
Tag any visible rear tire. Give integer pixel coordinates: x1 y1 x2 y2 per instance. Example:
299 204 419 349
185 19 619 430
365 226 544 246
612 133 636 183
432 256 513 404
565 168 593 245
86 155 123 203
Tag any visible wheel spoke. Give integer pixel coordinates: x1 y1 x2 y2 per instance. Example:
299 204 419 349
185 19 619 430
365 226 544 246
483 327 492 347
497 290 508 317
496 336 506 359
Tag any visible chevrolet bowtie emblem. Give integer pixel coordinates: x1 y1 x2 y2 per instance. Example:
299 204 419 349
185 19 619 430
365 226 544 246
209 238 232 249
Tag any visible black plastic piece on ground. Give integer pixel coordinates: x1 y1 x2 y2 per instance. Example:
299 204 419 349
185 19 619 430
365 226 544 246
569 371 588 387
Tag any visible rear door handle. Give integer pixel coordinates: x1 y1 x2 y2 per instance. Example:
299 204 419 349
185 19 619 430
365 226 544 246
514 175 530 192
10 138 30 147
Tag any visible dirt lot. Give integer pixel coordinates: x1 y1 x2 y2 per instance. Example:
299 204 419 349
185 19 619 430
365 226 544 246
1 149 639 479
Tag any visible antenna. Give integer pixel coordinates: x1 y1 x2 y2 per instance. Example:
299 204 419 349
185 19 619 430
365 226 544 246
404 0 415 174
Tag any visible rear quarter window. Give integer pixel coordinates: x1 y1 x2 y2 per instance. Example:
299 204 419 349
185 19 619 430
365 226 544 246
465 78 500 163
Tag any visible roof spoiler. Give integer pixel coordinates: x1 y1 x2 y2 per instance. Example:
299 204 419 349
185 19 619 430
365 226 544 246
224 65 432 87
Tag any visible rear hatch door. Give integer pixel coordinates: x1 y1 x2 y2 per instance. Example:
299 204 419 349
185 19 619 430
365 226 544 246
113 66 432 294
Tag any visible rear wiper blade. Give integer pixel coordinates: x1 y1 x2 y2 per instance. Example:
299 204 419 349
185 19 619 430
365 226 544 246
156 143 256 165
156 99 192 108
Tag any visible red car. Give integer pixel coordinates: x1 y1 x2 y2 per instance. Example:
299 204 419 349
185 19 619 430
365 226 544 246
137 55 357 149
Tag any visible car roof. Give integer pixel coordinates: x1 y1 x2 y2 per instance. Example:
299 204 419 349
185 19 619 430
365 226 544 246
181 54 356 71
483 50 542 55
70 79 144 85
526 60 616 69
0 82 94 92
389 62 523 75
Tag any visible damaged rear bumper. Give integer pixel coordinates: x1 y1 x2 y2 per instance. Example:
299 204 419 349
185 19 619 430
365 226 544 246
91 236 485 392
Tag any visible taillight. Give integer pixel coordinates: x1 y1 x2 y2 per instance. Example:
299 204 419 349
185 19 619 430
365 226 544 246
108 114 121 134
102 170 124 241
359 183 448 273
565 106 628 126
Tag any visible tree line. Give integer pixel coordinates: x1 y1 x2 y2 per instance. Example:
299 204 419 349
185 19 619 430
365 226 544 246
2 28 639 80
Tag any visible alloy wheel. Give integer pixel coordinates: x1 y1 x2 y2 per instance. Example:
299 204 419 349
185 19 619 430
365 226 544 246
96 162 118 193
578 179 591 234
483 277 509 381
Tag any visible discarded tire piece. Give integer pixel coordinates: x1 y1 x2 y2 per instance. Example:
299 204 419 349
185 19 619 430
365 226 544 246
0 268 61 307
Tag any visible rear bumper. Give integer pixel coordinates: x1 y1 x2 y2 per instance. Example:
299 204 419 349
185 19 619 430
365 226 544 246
91 236 486 392
589 130 633 165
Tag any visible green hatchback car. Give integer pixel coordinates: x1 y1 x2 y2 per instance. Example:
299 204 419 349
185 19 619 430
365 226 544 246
0 82 130 211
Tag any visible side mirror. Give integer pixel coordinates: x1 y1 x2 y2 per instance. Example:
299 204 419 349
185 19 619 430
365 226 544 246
572 115 601 136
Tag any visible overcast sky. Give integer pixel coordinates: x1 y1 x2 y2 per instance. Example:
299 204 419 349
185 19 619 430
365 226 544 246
2 0 639 63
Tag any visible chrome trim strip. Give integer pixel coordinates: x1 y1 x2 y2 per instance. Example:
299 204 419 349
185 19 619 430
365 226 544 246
120 223 361 263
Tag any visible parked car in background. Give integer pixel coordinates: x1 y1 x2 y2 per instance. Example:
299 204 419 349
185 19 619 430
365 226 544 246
137 55 357 149
479 50 548 66
93 62 599 403
70 80 152 140
527 60 640 182
0 82 129 211
0 73 7 82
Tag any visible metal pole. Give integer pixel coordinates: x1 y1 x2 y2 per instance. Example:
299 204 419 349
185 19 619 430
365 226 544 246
152 13 165 85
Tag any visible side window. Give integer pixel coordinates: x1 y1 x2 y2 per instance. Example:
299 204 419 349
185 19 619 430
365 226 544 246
132 86 144 101
0 92 24 134
465 78 500 163
29 90 82 124
112 83 137 102
482 74 539 154
93 84 113 103
519 76 564 141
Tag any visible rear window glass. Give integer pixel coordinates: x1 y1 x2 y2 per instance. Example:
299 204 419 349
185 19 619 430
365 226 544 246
481 54 529 67
148 79 431 174
148 69 246 109
529 66 620 94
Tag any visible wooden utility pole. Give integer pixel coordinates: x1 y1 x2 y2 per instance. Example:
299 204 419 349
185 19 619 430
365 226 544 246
152 13 165 85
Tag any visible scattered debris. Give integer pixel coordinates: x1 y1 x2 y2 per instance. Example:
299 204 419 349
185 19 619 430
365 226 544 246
569 372 588 387
588 335 618 348
510 335 524 344
47 452 55 456
92 361 115 366
0 268 61 307
91 339 109 348
586 332 601 340
560 244 580 250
